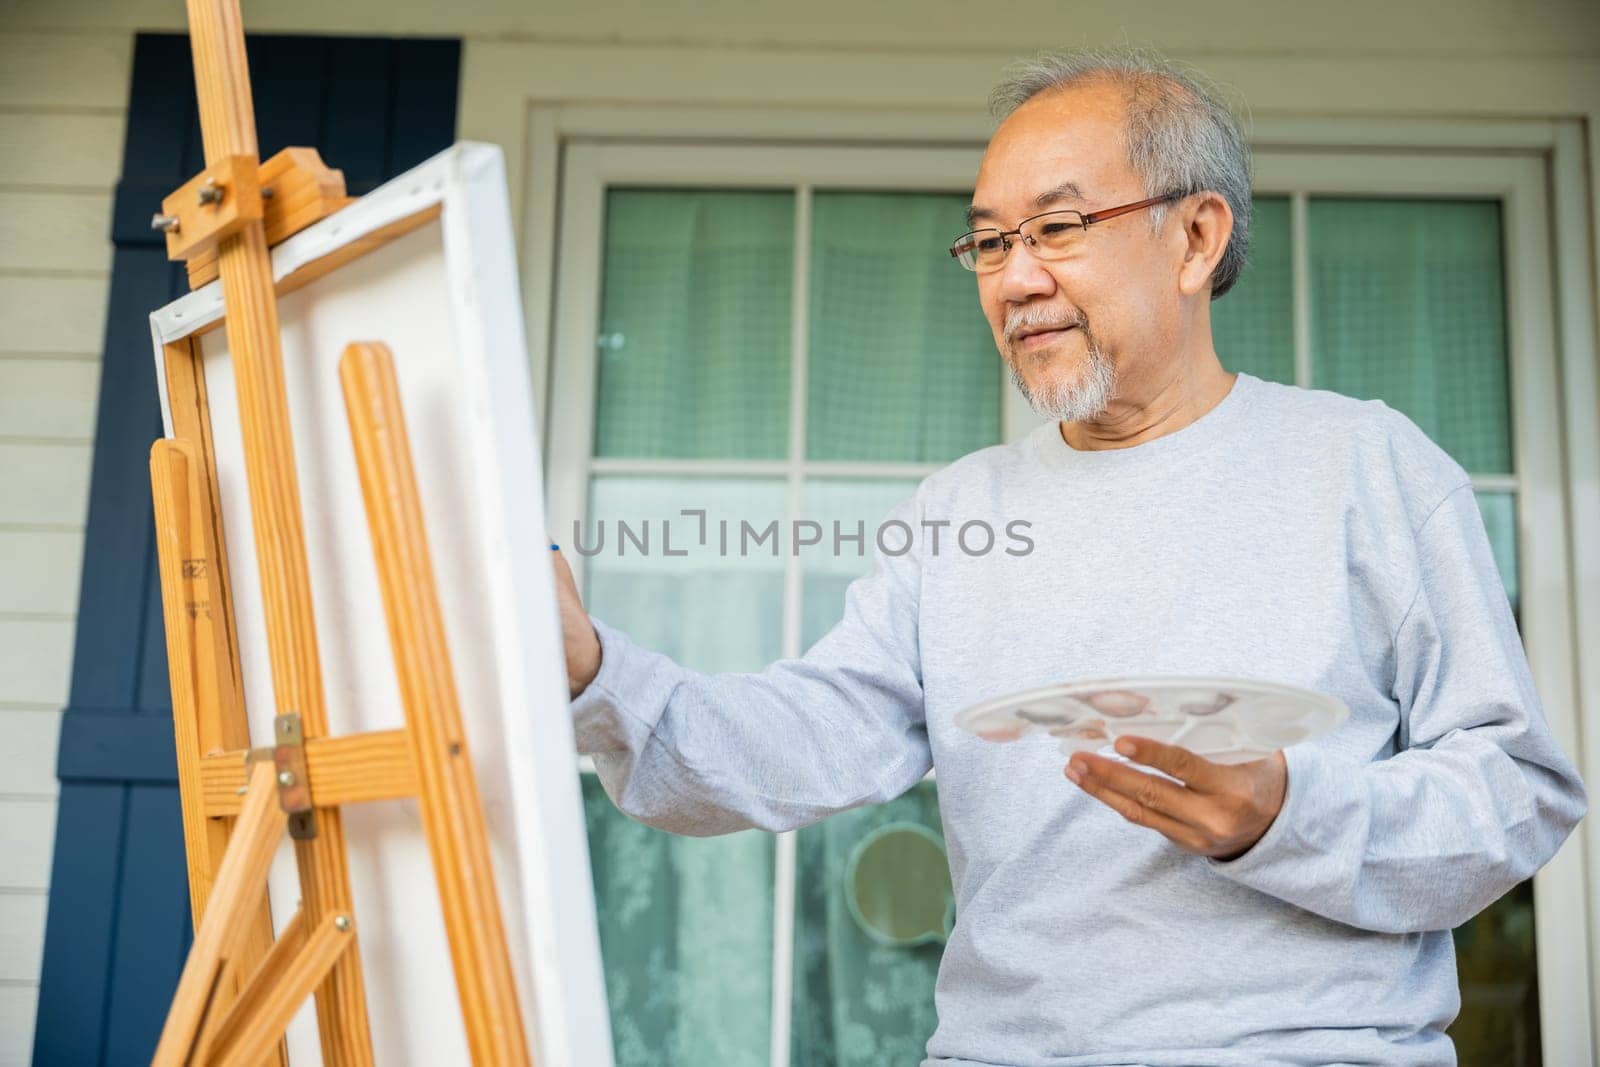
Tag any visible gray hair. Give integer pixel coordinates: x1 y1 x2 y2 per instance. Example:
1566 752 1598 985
989 47 1253 300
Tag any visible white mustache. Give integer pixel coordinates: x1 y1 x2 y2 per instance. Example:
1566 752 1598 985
1004 307 1084 344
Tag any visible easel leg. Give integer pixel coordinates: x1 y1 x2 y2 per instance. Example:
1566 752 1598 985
152 762 287 1067
152 437 284 1067
341 342 534 1064
184 1 376 1058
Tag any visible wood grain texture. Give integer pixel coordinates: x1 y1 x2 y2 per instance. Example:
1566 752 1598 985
150 761 285 1067
162 337 250 750
158 341 283 1067
198 729 419 816
183 1 374 1059
149 438 224 921
341 342 533 1065
209 910 356 1066
159 153 264 263
186 146 352 288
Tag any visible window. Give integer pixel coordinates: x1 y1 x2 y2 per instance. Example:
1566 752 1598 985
548 141 1569 1067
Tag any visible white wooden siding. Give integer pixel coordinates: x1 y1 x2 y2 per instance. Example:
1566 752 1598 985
0 26 126 1063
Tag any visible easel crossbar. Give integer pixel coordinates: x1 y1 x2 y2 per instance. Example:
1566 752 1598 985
198 728 418 817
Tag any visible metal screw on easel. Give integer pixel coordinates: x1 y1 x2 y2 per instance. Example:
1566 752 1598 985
334 915 351 932
278 770 296 787
197 178 224 206
151 213 180 233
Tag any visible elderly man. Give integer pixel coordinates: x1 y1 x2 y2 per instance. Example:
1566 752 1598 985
552 47 1586 1066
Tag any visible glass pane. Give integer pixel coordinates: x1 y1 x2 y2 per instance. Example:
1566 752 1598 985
584 475 787 673
1476 491 1519 620
799 478 919 650
807 192 999 462
594 188 794 460
1450 881 1540 1066
791 780 944 1066
1309 198 1512 474
1212 196 1294 385
583 776 774 1067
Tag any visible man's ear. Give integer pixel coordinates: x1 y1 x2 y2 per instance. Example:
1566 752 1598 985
1176 192 1232 298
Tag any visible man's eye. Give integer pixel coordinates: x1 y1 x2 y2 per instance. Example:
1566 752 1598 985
974 236 1005 253
1036 221 1075 237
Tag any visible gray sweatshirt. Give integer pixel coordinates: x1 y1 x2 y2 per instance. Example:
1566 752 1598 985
569 370 1586 1066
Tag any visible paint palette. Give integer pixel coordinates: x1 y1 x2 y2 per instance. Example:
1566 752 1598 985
954 676 1348 764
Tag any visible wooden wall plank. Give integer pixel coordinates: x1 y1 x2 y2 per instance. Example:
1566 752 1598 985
0 443 93 526
0 113 125 190
0 33 132 111
0 531 85 615
0 711 64 797
0 192 113 274
0 798 59 891
0 985 38 1067
0 893 50 982
0 277 111 355
0 359 100 442
0 620 76 707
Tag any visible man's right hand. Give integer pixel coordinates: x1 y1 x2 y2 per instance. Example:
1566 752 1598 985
550 546 601 698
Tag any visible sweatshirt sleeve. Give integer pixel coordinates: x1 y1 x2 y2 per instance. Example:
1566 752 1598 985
1210 482 1587 933
567 498 931 836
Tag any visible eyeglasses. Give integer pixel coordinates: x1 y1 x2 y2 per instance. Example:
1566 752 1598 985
949 190 1188 273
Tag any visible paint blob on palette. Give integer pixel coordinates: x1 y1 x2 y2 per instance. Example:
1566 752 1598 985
954 676 1349 764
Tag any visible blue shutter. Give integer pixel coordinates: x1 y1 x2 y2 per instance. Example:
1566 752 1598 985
32 33 460 1066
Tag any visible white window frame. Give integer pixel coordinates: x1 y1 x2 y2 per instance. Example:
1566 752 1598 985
542 132 1596 1067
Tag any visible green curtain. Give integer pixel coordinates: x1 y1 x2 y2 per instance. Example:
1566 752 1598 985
1310 198 1512 474
595 189 794 460
1212 196 1294 384
585 475 789 674
583 472 787 1067
583 777 775 1066
790 782 945 1066
807 192 999 462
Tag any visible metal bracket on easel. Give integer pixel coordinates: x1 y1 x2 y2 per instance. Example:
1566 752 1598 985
247 713 316 839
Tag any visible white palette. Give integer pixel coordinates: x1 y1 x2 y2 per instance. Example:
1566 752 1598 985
955 676 1348 764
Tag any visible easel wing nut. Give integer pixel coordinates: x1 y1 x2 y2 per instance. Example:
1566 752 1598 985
159 154 264 262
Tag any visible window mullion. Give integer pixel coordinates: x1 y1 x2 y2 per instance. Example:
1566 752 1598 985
1292 191 1312 390
770 182 812 1067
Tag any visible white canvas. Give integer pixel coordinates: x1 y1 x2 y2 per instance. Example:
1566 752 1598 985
149 143 613 1066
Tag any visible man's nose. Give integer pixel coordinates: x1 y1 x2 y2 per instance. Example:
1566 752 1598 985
994 238 1056 304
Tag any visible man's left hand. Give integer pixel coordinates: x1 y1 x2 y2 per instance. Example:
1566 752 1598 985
1065 738 1287 860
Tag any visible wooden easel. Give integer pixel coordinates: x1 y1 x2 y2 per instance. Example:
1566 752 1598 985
145 1 533 1063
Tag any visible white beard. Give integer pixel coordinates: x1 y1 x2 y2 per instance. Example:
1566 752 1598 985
1007 335 1117 424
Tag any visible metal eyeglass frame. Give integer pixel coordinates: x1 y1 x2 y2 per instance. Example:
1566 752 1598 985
949 190 1189 272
